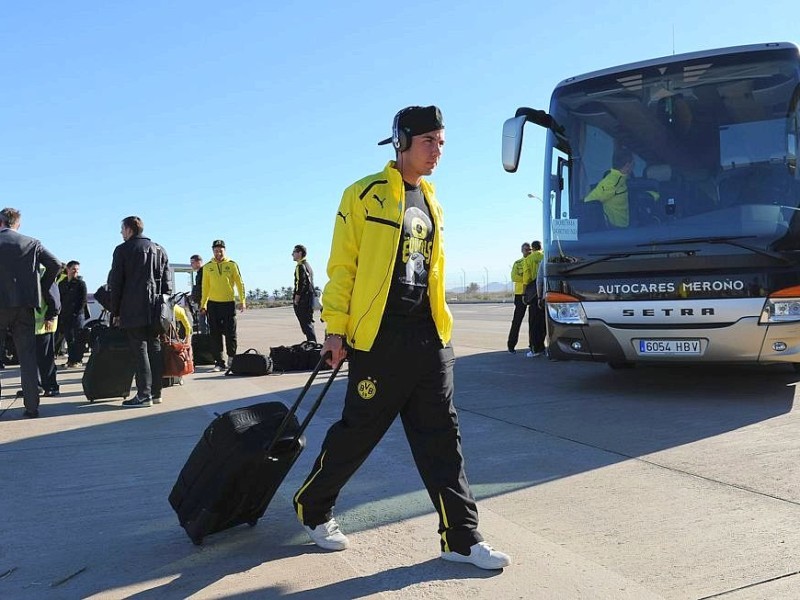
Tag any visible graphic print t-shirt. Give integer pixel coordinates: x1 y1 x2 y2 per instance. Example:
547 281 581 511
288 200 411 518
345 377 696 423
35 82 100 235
384 182 434 317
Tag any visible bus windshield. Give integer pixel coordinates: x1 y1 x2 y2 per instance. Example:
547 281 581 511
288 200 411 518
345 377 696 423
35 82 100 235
548 47 800 261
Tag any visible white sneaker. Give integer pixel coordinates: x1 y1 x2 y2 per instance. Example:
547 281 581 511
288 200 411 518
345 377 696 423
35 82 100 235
303 518 349 551
441 541 511 570
212 364 223 372
526 350 543 358
152 396 162 404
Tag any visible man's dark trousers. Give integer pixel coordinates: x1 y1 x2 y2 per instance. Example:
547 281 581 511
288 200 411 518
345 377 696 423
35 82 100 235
0 307 39 412
64 316 86 364
293 298 317 342
506 293 530 351
207 300 237 364
529 298 546 353
125 325 163 399
293 319 482 555
35 332 58 392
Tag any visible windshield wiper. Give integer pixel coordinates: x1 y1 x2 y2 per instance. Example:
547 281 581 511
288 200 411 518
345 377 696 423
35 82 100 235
560 249 696 274
638 236 793 265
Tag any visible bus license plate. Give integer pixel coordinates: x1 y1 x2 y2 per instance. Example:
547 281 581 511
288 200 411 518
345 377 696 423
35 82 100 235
638 339 701 355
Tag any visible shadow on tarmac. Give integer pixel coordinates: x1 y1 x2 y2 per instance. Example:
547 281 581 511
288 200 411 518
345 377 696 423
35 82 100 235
0 351 795 598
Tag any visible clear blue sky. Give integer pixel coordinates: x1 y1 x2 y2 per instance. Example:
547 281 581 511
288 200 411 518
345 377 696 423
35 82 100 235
2 1 797 294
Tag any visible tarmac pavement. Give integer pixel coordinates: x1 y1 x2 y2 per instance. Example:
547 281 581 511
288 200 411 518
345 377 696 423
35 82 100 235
1 304 799 599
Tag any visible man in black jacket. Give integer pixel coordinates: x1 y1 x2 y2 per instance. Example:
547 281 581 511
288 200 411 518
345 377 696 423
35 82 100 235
58 260 88 368
0 208 61 418
292 244 317 342
108 216 172 407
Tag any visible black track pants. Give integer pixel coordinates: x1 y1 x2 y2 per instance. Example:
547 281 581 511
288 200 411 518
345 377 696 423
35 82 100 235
507 294 530 351
206 300 237 363
293 320 482 554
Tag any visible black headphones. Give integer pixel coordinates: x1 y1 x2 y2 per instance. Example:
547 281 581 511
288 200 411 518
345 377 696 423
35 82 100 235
392 108 413 152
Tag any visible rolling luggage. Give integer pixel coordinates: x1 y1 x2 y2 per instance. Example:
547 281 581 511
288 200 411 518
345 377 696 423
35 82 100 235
192 333 215 365
82 327 135 402
168 355 341 545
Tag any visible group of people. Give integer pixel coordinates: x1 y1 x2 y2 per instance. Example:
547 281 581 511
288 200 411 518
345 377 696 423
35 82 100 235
1 104 512 571
507 240 546 356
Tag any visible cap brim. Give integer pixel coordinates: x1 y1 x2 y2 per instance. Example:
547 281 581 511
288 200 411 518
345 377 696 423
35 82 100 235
377 137 392 146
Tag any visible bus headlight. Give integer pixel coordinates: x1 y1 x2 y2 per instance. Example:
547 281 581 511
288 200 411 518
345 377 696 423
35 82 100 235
545 292 587 325
760 286 800 323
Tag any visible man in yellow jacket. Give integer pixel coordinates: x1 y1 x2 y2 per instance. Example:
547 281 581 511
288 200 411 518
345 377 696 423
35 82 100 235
293 105 510 570
506 241 531 353
523 240 546 356
200 240 246 371
584 147 634 228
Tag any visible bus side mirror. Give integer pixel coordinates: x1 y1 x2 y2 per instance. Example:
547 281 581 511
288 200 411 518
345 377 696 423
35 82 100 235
502 115 527 173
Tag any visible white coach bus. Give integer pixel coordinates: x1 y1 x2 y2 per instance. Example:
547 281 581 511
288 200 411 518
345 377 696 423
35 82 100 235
502 42 800 369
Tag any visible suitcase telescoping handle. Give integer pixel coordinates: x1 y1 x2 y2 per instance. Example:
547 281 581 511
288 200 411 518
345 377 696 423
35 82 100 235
265 353 342 460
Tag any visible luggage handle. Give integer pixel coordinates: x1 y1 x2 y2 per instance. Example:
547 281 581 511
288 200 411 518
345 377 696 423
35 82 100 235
265 353 341 460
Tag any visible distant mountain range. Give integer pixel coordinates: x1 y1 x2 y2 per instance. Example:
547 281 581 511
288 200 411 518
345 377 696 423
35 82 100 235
447 282 511 293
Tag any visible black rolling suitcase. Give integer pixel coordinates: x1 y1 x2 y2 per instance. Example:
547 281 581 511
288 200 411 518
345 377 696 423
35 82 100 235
192 333 215 365
82 327 136 402
168 356 341 545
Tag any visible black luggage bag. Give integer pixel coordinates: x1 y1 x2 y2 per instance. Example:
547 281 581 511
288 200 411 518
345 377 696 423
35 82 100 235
225 348 272 376
168 355 341 545
192 333 216 365
82 327 135 402
270 341 330 372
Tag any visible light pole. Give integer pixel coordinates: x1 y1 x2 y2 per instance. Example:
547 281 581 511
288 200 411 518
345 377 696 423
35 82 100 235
460 268 466 301
528 193 542 202
483 267 489 296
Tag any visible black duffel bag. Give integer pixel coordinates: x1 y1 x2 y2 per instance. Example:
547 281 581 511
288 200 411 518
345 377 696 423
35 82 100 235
225 348 272 376
270 341 330 372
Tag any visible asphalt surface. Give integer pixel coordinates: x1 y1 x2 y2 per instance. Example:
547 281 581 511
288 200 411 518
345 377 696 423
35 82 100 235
1 304 799 599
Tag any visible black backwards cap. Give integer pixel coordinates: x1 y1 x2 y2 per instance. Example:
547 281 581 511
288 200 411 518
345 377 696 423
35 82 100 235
378 105 444 146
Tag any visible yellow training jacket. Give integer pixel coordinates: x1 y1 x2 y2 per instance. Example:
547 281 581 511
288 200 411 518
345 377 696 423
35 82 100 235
201 257 246 309
322 161 452 351
510 257 526 295
523 250 544 285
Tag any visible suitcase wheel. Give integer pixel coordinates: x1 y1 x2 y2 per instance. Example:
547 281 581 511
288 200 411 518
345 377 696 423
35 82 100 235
248 519 258 527
191 536 203 546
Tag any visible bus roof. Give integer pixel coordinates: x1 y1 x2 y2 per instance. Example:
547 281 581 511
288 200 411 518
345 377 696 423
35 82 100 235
554 42 799 90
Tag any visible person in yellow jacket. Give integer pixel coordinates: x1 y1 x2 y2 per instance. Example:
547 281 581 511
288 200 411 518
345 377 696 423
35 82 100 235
173 304 192 340
293 105 510 571
34 271 61 397
506 242 532 353
584 147 634 228
200 239 246 371
523 240 546 356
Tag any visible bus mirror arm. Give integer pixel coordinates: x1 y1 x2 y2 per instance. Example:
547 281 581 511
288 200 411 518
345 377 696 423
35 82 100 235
514 107 571 154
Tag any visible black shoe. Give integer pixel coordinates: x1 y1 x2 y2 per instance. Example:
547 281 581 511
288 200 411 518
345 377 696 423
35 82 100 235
44 389 60 397
122 395 152 408
23 409 40 418
507 348 516 354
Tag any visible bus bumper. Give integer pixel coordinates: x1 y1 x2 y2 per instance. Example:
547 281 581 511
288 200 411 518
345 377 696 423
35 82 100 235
547 318 800 366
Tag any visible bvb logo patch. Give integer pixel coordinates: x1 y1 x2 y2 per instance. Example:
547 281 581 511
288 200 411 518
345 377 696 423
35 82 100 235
357 377 377 400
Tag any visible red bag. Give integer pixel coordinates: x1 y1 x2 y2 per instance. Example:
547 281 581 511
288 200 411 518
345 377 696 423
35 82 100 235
163 328 194 377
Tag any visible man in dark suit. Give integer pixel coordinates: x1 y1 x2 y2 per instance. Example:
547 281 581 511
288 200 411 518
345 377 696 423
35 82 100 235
108 216 172 407
0 208 61 418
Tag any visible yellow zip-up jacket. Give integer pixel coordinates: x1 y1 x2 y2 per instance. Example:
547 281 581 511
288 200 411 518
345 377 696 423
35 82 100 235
201 257 246 309
522 250 544 286
584 168 629 227
323 161 452 351
511 257 526 295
